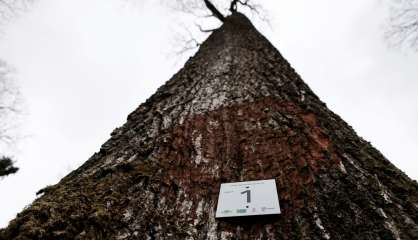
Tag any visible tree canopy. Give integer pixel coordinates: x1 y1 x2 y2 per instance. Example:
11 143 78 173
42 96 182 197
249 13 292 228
166 0 264 21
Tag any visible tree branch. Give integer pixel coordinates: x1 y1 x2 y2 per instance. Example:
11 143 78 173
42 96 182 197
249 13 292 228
195 23 216 33
230 0 239 12
203 0 225 22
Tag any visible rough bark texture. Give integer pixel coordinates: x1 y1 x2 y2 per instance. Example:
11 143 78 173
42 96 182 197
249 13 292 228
1 13 418 240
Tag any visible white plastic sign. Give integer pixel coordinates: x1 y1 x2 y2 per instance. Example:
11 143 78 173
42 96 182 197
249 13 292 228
215 179 281 218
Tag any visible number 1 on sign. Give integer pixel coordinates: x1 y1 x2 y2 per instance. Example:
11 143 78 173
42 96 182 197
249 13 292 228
241 189 251 203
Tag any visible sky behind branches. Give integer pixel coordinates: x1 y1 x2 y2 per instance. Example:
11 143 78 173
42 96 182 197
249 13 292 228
0 0 417 227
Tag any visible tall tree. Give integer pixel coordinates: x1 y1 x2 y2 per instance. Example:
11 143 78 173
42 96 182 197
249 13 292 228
0 0 31 178
0 60 20 178
1 3 418 240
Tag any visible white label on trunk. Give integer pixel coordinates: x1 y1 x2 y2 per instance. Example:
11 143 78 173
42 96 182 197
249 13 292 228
215 179 281 218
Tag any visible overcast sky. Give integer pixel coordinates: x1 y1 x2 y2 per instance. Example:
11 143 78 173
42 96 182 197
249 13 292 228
0 0 417 227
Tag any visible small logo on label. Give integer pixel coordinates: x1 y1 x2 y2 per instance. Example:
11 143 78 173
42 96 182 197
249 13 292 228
236 209 247 214
261 207 275 212
222 210 233 214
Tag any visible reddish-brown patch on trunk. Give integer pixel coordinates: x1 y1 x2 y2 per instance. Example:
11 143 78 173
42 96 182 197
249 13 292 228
302 113 330 149
155 97 341 218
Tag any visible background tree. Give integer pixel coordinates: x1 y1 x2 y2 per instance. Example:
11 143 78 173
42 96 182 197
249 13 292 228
387 0 418 50
0 60 20 178
0 0 31 178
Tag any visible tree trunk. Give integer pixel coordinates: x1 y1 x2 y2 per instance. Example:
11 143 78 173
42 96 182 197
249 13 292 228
1 13 417 240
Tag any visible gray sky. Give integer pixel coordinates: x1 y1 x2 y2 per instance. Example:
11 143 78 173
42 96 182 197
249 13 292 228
0 0 417 227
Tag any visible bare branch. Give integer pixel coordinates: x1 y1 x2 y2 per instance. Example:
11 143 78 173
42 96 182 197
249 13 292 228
230 0 239 12
162 0 268 23
162 0 270 59
0 60 21 149
173 25 202 56
195 23 217 32
203 0 225 22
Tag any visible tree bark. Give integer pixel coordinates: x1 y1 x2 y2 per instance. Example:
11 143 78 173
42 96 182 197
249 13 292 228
1 13 417 240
